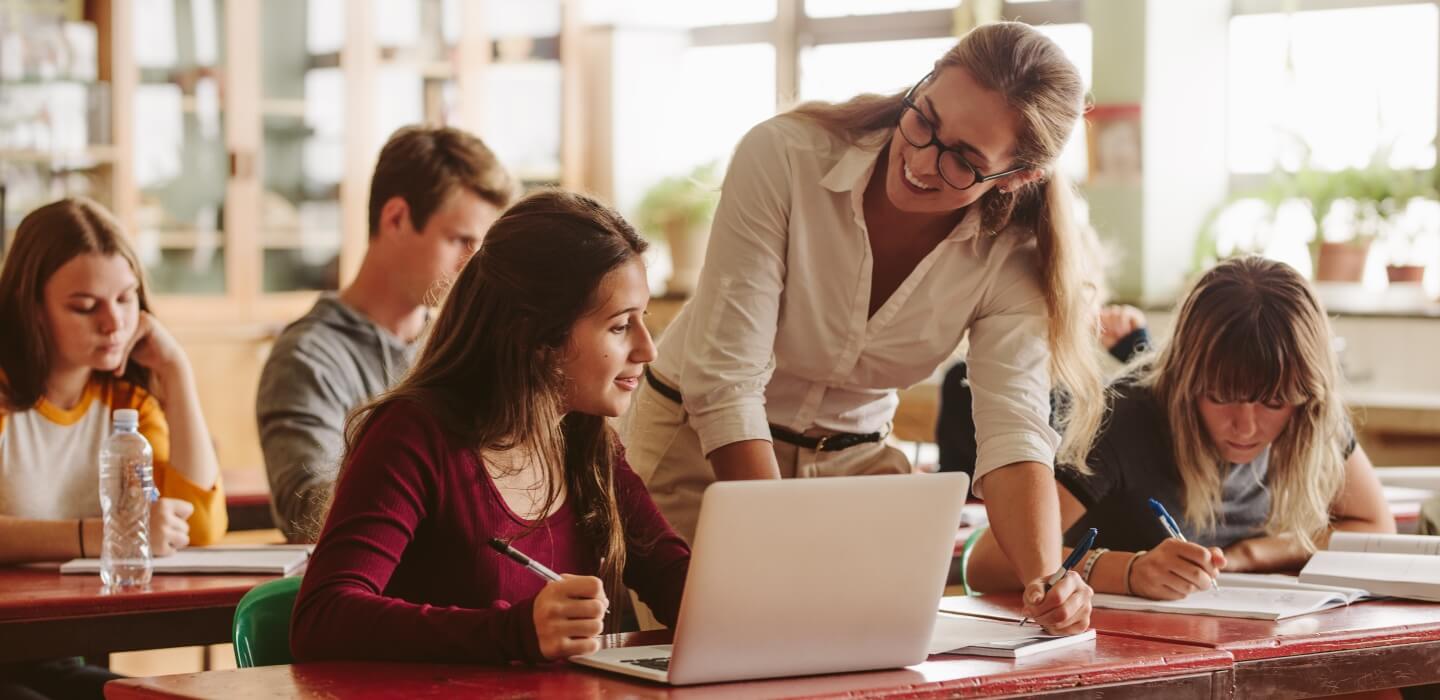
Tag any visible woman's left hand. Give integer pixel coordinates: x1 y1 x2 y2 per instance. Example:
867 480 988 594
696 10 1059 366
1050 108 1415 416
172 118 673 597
115 311 189 382
1022 570 1093 635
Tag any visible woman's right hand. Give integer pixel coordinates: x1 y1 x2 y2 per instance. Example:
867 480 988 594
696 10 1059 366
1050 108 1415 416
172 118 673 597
149 497 193 557
533 575 609 660
1127 539 1224 600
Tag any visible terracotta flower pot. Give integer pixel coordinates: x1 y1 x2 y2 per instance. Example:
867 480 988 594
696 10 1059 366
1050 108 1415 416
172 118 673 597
664 221 711 297
1385 264 1426 284
1314 241 1371 282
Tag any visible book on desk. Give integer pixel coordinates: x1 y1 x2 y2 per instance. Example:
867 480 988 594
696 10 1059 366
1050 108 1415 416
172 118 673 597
1299 532 1440 602
59 545 312 576
929 612 1096 658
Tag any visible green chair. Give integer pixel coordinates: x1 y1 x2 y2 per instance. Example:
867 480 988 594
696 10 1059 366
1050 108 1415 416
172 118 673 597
232 576 303 668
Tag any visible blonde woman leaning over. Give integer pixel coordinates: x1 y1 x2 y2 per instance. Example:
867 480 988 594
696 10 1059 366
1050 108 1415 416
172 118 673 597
620 22 1105 634
966 256 1394 600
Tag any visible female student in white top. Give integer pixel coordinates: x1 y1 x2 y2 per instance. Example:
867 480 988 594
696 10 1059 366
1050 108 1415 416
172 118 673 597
619 22 1102 633
0 199 227 564
964 256 1394 600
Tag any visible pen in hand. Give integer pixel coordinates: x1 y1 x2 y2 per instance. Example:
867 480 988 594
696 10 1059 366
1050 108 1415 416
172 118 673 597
1147 498 1219 592
1019 527 1097 627
488 537 562 582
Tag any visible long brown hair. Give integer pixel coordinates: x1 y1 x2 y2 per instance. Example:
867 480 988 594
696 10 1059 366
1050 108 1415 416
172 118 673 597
790 21 1104 466
0 198 153 411
1145 256 1347 546
344 189 648 618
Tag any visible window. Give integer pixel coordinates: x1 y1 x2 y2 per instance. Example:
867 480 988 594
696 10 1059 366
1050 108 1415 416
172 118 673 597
1228 3 1438 174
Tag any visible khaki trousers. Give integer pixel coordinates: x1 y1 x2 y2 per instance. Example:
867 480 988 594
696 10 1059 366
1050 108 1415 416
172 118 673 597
617 375 912 629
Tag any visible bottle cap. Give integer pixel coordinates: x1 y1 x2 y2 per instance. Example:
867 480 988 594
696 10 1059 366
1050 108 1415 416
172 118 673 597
112 408 139 430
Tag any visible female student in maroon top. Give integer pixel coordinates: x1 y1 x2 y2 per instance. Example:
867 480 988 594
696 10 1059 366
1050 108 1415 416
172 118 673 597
291 191 690 664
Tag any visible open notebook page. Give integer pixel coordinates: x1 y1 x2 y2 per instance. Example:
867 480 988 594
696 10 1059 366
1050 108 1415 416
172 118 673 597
1215 572 1371 602
1091 586 1351 620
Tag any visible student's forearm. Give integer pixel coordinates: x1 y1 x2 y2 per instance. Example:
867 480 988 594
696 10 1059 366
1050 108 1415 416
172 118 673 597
1231 514 1399 572
707 440 781 481
979 462 1062 583
158 365 221 490
0 516 101 564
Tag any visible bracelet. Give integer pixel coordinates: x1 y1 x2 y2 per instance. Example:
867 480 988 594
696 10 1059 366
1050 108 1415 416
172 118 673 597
1080 547 1109 583
1124 550 1147 596
77 519 86 558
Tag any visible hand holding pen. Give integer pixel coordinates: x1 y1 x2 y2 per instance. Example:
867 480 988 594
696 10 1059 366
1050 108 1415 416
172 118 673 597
1019 527 1097 631
489 538 609 660
1129 499 1226 599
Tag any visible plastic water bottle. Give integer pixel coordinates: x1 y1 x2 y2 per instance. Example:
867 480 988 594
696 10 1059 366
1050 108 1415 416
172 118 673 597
99 408 158 587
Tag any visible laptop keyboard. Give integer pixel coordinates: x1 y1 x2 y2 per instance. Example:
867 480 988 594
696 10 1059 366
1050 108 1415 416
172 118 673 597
621 657 671 672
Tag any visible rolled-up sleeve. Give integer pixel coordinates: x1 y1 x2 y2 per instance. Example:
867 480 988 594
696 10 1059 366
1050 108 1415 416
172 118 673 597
965 246 1060 497
679 120 794 456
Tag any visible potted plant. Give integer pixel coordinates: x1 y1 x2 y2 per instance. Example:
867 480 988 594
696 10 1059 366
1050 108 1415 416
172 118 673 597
634 162 722 297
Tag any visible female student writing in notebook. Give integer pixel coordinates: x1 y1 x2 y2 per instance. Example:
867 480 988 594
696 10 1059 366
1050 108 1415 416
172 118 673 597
0 198 226 699
619 21 1100 633
290 191 690 664
965 256 1394 600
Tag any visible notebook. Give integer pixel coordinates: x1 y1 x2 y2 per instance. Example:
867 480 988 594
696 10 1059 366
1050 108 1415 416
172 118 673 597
60 545 312 576
929 613 1096 659
1090 586 1353 620
1214 572 1371 602
1298 532 1440 602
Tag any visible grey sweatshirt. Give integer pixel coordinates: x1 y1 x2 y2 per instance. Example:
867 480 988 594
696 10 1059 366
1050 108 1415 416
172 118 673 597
256 294 417 541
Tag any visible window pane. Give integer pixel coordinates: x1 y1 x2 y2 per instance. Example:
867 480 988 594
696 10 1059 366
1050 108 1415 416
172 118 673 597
583 0 774 27
1033 23 1091 184
483 62 562 184
799 38 955 104
1228 5 1438 173
613 42 775 210
262 0 344 293
805 0 956 18
133 0 228 295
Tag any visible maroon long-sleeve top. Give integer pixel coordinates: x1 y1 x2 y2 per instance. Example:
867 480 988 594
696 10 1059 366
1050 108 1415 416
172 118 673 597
290 402 691 664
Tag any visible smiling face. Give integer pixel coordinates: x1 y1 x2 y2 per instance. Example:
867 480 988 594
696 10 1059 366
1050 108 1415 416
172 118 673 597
558 259 656 418
883 67 1031 214
42 253 141 373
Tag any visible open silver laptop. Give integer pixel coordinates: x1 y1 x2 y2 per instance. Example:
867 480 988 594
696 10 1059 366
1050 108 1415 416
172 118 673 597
571 471 969 685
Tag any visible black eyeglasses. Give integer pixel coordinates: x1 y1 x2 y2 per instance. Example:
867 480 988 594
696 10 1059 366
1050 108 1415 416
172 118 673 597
899 73 1027 191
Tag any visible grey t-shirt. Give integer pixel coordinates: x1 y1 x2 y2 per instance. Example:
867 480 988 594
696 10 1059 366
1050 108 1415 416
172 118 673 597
1057 382 1355 552
256 294 418 540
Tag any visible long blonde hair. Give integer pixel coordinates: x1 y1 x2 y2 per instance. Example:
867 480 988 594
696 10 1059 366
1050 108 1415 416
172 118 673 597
790 21 1104 466
1146 256 1347 546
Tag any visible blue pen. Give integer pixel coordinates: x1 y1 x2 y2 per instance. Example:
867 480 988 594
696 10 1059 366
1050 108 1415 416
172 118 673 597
1019 527 1097 627
1147 498 1219 591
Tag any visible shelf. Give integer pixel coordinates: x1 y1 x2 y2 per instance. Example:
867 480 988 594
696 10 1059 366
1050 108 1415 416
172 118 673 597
0 146 118 166
258 228 342 249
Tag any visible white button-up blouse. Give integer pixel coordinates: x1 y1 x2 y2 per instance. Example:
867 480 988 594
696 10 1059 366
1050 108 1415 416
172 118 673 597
649 114 1059 495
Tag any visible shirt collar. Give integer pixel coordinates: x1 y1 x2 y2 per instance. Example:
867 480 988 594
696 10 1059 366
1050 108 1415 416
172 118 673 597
821 140 984 243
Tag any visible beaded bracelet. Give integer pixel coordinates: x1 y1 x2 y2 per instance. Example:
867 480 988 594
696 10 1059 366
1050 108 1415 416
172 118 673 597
1124 550 1147 596
1080 547 1109 584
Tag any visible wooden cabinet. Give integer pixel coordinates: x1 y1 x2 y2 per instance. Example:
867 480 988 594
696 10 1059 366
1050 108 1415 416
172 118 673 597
88 0 584 327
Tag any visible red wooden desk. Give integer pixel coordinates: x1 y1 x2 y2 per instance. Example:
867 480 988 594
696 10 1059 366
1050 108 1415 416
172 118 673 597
0 567 277 662
945 593 1440 698
104 628 1232 699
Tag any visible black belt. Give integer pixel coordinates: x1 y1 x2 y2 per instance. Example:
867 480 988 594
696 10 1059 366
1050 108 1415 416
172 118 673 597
643 367 886 453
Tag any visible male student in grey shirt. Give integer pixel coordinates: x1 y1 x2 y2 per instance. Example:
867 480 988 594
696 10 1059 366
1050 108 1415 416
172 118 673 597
257 125 515 541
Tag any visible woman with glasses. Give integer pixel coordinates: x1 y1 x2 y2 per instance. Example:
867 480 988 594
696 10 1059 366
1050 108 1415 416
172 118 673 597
620 21 1101 634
